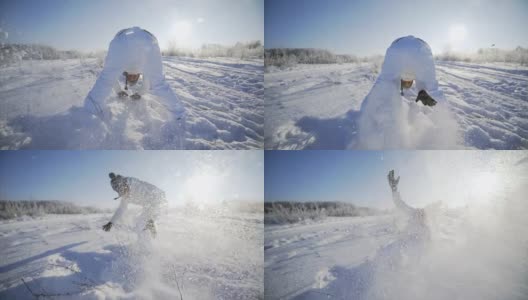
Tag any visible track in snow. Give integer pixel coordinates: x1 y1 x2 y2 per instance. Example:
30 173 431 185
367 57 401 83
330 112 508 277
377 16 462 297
0 57 264 149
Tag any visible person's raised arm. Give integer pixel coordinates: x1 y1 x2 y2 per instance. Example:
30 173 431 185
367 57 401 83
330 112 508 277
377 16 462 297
102 199 127 232
388 170 414 214
111 199 128 223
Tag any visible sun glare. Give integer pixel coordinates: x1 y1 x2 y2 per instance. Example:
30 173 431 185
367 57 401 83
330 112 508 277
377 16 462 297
169 20 193 48
448 24 468 44
184 174 221 207
467 171 500 201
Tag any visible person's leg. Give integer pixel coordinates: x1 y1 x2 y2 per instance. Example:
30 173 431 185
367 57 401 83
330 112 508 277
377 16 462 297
141 201 161 237
84 38 126 120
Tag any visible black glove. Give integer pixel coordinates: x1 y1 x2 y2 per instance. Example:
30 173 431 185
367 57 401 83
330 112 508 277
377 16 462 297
130 93 141 100
144 219 157 238
102 222 113 232
416 90 437 107
118 91 128 98
388 170 400 192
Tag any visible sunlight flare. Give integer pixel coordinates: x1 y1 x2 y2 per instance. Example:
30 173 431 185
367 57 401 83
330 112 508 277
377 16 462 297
448 24 468 44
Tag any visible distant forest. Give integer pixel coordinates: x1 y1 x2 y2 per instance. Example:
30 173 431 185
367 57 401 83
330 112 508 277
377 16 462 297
0 200 107 220
265 46 528 70
265 48 369 69
264 201 385 224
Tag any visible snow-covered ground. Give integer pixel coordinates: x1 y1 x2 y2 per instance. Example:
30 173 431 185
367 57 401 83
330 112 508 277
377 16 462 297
0 57 263 149
265 62 528 149
264 201 528 300
0 209 263 299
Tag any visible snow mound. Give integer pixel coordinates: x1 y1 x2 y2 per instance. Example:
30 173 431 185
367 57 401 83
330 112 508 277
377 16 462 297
355 80 461 149
355 36 461 149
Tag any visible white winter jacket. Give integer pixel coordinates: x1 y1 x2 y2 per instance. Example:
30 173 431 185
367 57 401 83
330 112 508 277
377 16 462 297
110 176 166 223
84 27 185 119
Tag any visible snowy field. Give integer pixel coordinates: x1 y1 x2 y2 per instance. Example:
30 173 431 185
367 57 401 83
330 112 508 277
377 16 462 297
265 62 528 149
0 57 264 149
264 205 528 300
0 210 263 299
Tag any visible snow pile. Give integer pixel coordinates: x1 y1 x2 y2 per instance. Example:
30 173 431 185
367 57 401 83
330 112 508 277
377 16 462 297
356 36 461 149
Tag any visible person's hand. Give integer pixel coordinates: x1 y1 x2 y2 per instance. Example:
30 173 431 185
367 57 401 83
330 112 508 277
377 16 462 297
416 90 437 107
118 91 128 98
130 93 141 100
388 170 400 192
102 222 113 232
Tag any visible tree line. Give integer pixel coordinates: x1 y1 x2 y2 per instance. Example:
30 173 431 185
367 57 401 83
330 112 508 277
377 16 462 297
0 200 107 220
264 201 385 224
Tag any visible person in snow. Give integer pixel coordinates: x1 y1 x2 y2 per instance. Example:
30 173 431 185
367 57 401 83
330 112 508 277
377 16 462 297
357 36 457 149
376 36 439 106
84 27 185 121
387 169 430 241
102 172 166 237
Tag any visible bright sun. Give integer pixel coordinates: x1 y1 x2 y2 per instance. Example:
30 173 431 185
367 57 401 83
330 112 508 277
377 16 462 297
448 24 468 44
184 173 221 209
169 20 193 48
467 171 499 202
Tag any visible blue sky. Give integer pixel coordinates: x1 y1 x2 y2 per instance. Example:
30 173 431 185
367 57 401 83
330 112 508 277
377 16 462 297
265 151 527 209
0 0 263 51
265 0 528 55
0 151 263 207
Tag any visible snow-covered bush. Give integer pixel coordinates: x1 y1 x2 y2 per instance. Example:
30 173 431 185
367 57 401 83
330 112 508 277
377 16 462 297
265 48 360 70
264 201 383 224
223 200 264 214
163 40 196 58
435 46 528 65
162 40 263 59
0 43 101 67
0 200 106 220
264 202 327 224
